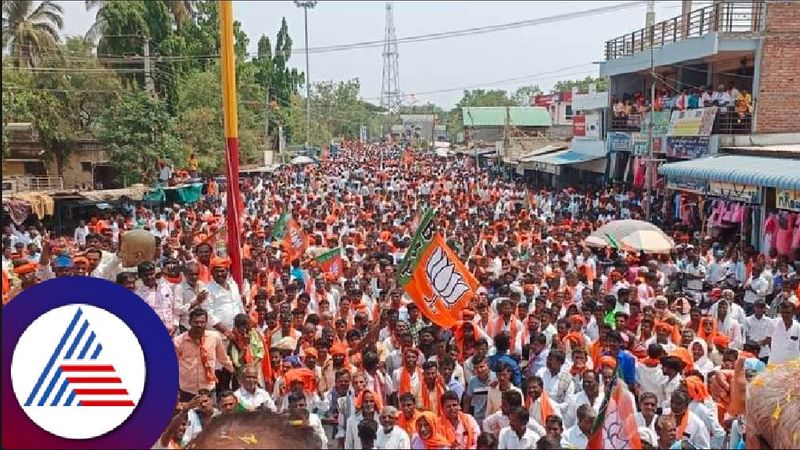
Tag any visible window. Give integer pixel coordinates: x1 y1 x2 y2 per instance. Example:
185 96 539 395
81 162 93 172
565 105 574 119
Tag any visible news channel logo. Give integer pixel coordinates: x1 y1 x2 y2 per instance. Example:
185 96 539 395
2 277 178 448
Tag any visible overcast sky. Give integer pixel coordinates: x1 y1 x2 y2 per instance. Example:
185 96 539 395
58 1 686 108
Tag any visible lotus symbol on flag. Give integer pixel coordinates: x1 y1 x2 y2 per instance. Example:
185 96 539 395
290 229 303 248
426 246 469 307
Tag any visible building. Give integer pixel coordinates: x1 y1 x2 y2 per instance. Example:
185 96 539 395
531 92 574 139
400 114 437 143
2 123 118 192
593 0 800 251
462 106 550 145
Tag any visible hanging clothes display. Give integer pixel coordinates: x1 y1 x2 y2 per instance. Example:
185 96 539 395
633 157 647 189
762 213 778 257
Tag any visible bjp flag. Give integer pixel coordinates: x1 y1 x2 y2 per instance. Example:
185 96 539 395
316 247 343 278
586 377 642 450
283 219 308 263
396 209 478 329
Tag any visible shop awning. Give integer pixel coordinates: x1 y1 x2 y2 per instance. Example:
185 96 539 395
529 149 606 166
517 144 569 162
658 154 800 190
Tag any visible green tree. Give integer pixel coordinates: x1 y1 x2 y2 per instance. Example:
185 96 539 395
2 0 64 67
98 91 180 184
511 85 542 106
552 76 607 94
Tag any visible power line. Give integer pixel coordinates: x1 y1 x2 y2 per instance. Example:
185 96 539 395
293 1 647 54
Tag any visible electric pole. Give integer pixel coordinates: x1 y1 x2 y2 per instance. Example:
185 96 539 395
294 1 317 150
143 35 155 95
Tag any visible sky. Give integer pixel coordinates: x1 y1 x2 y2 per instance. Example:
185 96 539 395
57 1 686 108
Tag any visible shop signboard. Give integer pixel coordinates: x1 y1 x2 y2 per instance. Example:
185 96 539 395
709 181 760 204
607 132 631 152
666 136 710 159
530 161 560 175
776 189 800 212
631 133 648 156
641 111 671 136
666 177 707 194
573 115 586 137
667 107 718 136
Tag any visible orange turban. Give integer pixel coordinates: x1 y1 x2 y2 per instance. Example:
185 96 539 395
655 322 673 333
569 315 586 327
13 262 37 275
354 388 383 411
670 347 694 374
210 256 231 270
303 348 318 360
600 356 617 369
331 342 349 357
284 368 317 394
713 334 730 348
685 375 709 402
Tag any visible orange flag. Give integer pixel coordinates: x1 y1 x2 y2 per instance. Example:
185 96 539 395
397 210 478 329
283 219 308 263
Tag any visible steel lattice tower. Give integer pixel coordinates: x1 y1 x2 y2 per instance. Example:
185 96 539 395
380 2 400 114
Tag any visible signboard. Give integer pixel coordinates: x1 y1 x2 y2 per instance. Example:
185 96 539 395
776 189 800 212
666 177 707 194
709 181 761 203
666 136 710 159
668 107 718 136
631 133 666 155
532 93 561 107
573 115 586 137
641 111 671 135
607 132 632 152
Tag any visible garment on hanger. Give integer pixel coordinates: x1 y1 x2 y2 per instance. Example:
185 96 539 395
762 213 777 257
776 213 796 256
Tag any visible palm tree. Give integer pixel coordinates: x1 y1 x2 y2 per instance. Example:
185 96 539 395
85 0 195 42
2 0 64 67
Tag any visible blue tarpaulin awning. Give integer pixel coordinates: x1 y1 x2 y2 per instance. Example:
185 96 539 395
658 154 800 190
530 149 605 165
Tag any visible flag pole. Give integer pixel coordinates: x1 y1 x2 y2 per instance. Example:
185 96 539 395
219 0 243 287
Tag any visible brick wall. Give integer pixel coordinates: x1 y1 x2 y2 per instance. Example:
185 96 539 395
755 1 800 133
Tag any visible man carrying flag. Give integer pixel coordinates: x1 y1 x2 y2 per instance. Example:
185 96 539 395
283 219 308 264
315 247 343 279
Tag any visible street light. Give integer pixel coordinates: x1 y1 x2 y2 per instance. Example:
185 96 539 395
294 0 317 151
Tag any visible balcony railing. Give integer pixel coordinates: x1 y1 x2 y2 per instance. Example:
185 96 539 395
713 111 752 135
605 1 763 60
610 113 643 132
2 176 64 193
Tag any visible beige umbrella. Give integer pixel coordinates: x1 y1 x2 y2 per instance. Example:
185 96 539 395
619 229 674 254
584 235 608 248
591 219 674 253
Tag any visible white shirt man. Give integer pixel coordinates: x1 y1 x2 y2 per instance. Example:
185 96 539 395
563 389 604 429
743 273 769 305
745 308 772 359
535 366 575 412
375 422 410 449
683 260 706 292
767 316 800 365
173 279 205 331
234 385 276 412
498 425 540 449
203 278 244 331
665 408 710 449
562 424 589 449
74 224 89 247
636 361 667 406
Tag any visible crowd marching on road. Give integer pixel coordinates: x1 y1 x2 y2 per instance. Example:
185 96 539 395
3 143 799 449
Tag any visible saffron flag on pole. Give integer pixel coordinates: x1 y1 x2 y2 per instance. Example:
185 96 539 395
586 376 642 450
315 247 342 278
396 209 479 329
283 219 308 263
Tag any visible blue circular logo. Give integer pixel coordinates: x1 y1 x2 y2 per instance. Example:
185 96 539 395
2 277 178 448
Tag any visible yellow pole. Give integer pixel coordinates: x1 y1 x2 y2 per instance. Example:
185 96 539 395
219 0 243 286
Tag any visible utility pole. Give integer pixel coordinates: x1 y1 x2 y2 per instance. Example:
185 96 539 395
143 35 155 95
294 1 317 150
645 31 656 221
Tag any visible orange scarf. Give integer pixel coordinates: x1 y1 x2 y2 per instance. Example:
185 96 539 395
416 412 451 449
163 273 182 284
676 410 690 440
420 376 446 413
399 365 421 396
490 315 518 344
589 339 605 370
526 390 556 424
397 410 419 437
194 333 216 384
230 328 254 365
439 412 476 449
261 330 275 391
640 357 661 368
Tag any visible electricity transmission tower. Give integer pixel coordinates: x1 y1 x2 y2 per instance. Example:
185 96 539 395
380 2 401 115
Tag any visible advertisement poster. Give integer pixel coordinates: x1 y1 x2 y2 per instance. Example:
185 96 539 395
668 107 718 136
666 136 710 159
607 132 632 152
573 115 586 137
776 189 800 212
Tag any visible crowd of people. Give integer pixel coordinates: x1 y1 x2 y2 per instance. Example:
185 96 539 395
2 143 799 449
612 81 752 122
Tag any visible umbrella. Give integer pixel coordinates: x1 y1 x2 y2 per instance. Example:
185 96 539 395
584 235 608 248
591 220 674 254
290 155 315 165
